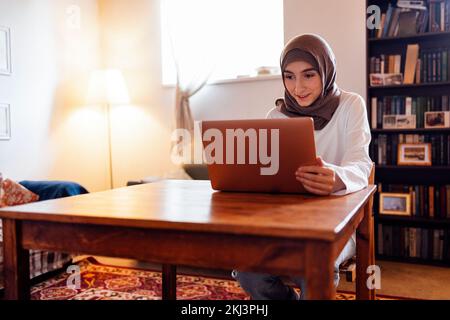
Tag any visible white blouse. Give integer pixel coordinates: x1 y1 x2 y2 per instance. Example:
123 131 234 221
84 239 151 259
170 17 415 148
266 90 372 196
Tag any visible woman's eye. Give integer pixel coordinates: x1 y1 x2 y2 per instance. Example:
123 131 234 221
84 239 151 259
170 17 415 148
304 73 315 79
284 74 294 80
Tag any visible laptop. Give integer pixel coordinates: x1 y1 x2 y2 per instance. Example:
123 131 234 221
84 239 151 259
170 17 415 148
201 118 317 194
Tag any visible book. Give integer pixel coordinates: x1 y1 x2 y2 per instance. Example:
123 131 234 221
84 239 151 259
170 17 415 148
404 44 420 84
377 13 387 38
415 58 422 83
383 4 394 37
371 97 378 129
397 10 419 36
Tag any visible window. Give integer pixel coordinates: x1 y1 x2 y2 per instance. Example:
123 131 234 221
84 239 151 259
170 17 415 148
160 0 284 85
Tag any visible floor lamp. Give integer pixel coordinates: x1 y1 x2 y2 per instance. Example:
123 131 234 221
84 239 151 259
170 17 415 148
87 69 130 189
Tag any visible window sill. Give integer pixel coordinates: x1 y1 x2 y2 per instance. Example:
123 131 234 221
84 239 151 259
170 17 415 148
162 74 281 88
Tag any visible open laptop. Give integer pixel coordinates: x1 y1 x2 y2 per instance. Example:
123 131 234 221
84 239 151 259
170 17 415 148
201 118 317 194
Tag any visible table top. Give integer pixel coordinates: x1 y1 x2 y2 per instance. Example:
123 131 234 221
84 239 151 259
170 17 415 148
0 180 376 241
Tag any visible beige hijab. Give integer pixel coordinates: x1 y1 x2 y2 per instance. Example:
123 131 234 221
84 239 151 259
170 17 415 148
277 34 341 130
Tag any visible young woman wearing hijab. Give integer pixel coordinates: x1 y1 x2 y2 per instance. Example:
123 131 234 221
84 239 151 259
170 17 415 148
232 34 372 300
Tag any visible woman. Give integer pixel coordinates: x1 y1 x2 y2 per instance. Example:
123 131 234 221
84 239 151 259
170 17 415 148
232 34 372 300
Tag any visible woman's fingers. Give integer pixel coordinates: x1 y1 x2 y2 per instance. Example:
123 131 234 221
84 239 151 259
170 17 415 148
296 172 334 185
297 176 333 194
296 163 337 195
296 165 333 176
302 183 329 196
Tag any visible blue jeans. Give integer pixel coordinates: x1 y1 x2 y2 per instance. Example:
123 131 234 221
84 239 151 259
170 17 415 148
18 181 88 201
232 237 356 300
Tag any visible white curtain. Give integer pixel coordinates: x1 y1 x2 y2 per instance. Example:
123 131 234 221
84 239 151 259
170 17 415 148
163 0 221 161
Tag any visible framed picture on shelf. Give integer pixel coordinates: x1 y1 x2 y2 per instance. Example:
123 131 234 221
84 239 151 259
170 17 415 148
396 115 416 129
0 26 11 75
382 115 416 129
369 73 403 86
379 193 411 216
382 115 397 129
424 111 450 129
0 103 11 140
397 143 432 166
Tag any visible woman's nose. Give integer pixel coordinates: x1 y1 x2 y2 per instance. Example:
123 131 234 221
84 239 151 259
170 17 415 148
295 79 305 94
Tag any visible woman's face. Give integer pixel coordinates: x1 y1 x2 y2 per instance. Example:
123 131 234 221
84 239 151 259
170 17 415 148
283 60 322 107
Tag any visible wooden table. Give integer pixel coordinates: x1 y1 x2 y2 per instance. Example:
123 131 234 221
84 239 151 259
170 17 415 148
0 180 376 300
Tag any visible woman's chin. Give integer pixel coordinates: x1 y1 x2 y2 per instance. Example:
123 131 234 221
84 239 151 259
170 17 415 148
296 100 312 107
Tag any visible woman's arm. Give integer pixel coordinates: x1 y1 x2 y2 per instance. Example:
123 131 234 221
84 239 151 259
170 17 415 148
296 95 372 196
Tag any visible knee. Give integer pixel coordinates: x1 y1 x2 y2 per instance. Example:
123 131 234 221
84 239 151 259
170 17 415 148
232 270 271 295
232 270 296 300
232 270 256 288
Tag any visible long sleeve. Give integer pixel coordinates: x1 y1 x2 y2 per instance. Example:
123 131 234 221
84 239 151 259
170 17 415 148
324 95 373 195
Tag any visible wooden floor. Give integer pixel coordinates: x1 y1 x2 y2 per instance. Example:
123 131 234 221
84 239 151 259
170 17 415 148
81 256 450 300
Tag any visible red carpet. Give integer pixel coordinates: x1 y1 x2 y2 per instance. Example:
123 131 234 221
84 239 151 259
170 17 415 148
30 257 399 300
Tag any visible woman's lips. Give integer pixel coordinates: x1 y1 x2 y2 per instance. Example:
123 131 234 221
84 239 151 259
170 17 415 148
297 94 310 100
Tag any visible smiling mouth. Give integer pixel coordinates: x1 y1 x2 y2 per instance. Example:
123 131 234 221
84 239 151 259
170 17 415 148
297 94 310 100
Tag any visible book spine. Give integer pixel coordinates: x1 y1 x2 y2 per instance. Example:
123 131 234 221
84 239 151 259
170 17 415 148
371 97 377 129
377 223 384 255
432 52 437 82
421 228 428 259
430 185 435 218
437 51 442 82
406 97 412 115
440 185 446 219
433 229 440 260
447 185 450 218
443 50 448 82
410 228 416 258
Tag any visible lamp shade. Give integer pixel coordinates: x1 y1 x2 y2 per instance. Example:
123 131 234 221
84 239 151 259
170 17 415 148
87 69 130 105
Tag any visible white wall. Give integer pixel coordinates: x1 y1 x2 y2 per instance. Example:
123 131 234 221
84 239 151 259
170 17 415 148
98 0 176 188
283 0 367 101
0 0 107 191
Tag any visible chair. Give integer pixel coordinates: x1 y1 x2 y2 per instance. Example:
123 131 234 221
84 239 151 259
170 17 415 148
340 162 376 282
279 163 376 299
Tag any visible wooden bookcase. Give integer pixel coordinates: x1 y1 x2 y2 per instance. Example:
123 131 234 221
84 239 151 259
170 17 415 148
366 0 450 266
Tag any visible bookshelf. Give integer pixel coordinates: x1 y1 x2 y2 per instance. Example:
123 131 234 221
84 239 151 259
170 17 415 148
366 0 450 266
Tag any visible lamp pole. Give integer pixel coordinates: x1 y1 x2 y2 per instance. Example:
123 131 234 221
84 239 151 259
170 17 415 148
106 103 114 189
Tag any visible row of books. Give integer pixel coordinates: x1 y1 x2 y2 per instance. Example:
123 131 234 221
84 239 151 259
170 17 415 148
371 134 450 165
377 224 448 261
377 183 450 218
370 95 450 128
370 54 402 74
429 0 450 32
419 47 450 82
369 47 450 84
368 0 450 39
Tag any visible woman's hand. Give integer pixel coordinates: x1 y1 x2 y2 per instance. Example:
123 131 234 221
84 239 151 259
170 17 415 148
295 157 344 196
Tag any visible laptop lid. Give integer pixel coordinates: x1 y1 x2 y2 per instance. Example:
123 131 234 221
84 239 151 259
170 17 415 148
201 118 317 193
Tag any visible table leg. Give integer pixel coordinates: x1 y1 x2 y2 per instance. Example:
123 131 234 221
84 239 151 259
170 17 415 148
162 264 177 300
304 242 335 300
2 219 30 300
356 204 376 300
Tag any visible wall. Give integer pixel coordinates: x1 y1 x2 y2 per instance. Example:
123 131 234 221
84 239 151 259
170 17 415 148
283 0 367 101
0 0 108 191
97 0 176 188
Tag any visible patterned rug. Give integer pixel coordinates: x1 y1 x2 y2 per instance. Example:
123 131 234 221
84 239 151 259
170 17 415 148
30 257 398 300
